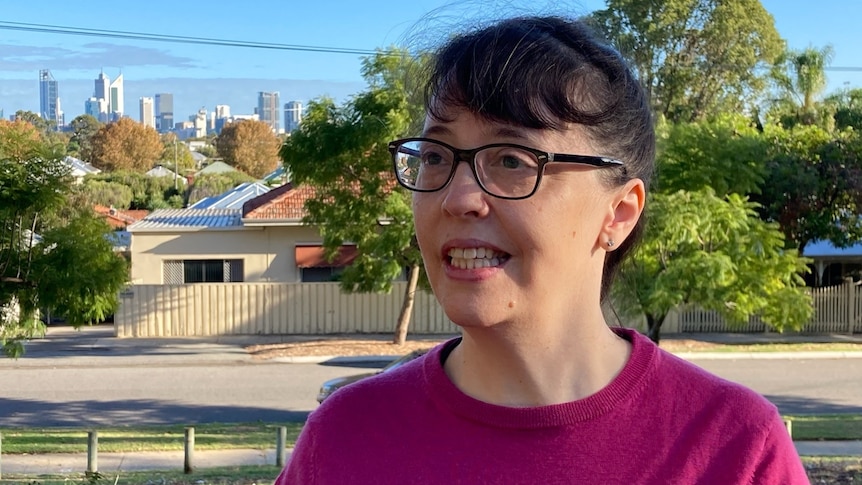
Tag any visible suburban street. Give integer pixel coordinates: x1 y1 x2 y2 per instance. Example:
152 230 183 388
1 326 861 426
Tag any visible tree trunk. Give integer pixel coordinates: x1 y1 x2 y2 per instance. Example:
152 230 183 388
646 313 667 344
393 264 420 345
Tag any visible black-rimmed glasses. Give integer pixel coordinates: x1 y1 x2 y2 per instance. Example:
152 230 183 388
388 137 624 200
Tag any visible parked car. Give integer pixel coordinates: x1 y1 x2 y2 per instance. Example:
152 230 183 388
317 349 428 403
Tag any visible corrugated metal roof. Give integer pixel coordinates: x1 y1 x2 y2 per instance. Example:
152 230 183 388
804 240 862 258
190 182 271 209
196 161 237 175
128 208 243 232
63 156 101 175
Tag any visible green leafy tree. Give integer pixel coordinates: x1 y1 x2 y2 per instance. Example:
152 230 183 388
84 171 183 210
824 87 862 131
77 180 135 209
160 133 196 173
753 124 862 252
195 144 219 158
0 121 127 357
68 114 103 161
186 171 256 206
615 189 812 343
592 0 783 123
215 119 281 178
655 113 767 196
280 49 425 345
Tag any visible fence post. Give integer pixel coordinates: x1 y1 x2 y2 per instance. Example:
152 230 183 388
784 419 792 438
184 427 195 474
276 426 287 467
87 430 98 473
1 430 3 479
846 278 856 334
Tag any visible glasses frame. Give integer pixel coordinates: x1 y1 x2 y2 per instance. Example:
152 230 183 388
388 137 625 200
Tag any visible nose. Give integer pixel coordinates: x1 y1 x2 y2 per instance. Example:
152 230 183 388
440 161 490 218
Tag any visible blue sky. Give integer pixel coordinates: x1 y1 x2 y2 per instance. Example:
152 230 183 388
1 0 860 123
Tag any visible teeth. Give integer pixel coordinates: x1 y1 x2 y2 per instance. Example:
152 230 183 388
447 247 507 269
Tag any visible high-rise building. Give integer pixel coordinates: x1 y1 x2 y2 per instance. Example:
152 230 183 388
215 104 231 119
39 69 63 129
85 97 109 122
283 101 302 133
109 74 124 120
139 97 156 128
155 93 174 133
257 91 280 133
94 71 110 104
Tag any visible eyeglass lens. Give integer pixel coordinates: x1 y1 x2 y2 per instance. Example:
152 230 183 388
393 140 541 198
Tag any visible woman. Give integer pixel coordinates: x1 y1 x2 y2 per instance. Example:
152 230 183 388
277 15 808 484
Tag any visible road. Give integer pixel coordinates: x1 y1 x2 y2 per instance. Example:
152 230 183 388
1 326 860 426
691 357 862 415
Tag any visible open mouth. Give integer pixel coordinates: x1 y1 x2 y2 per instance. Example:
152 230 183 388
447 247 510 269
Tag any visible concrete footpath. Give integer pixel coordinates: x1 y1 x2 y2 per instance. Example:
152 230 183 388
0 325 860 475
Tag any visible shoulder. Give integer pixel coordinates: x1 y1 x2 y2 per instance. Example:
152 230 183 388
620 328 780 425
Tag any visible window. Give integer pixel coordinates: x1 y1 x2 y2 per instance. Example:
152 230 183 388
301 267 343 283
163 259 244 284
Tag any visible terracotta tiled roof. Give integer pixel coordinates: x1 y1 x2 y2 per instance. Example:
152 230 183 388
242 183 317 220
242 175 400 221
94 205 150 230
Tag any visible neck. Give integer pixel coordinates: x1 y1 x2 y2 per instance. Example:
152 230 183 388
444 314 631 407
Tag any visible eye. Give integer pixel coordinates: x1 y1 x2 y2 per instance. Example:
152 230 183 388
419 144 451 166
488 148 539 170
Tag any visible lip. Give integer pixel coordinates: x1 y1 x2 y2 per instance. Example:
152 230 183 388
440 238 509 280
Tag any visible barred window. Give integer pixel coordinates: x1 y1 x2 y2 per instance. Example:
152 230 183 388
163 259 244 284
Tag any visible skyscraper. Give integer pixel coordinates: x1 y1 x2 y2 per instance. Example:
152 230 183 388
109 74 124 120
39 69 63 129
284 101 303 133
93 71 111 122
140 97 156 128
155 93 174 133
257 91 280 133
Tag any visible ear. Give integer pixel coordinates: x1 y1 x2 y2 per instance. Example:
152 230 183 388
600 179 645 251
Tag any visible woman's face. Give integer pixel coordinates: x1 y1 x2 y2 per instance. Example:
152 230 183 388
412 109 633 329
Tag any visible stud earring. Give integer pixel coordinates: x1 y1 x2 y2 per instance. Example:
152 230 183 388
607 240 615 248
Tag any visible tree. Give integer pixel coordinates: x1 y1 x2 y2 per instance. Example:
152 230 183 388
68 114 103 161
825 87 862 131
0 121 128 357
215 119 281 178
89 118 163 172
592 0 783 123
159 133 196 173
768 45 835 127
753 124 862 252
186 171 256 206
655 113 767 196
83 171 183 210
14 110 52 133
614 189 812 343
280 49 425 345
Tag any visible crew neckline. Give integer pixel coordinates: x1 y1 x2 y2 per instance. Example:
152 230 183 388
422 327 658 428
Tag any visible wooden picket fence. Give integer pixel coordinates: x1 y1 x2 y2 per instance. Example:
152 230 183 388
115 280 862 338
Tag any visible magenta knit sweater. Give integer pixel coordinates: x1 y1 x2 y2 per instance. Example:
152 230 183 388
276 328 808 484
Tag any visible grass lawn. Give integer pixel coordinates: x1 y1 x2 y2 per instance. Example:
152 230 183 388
0 422 304 454
788 414 862 441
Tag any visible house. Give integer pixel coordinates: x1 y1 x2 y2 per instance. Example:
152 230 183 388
94 205 149 230
145 165 186 184
189 182 270 209
803 240 862 287
127 183 352 285
195 161 237 176
62 156 100 183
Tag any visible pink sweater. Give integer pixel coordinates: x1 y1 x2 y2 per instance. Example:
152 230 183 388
276 328 808 484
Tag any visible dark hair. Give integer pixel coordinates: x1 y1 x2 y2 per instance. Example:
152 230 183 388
424 15 655 300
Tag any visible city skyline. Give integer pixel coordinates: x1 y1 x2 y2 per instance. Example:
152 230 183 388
2 0 861 123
